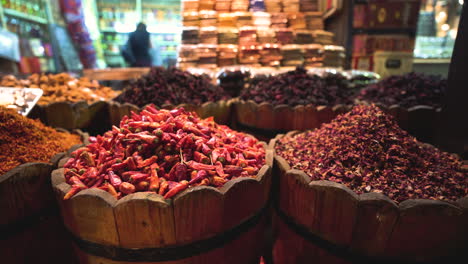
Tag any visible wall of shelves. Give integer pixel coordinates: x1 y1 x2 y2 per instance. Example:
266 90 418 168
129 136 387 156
94 0 181 68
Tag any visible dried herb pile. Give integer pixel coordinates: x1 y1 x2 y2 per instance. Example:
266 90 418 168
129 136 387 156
240 67 354 106
276 105 466 203
358 72 447 108
63 106 265 200
115 67 231 107
0 107 82 175
1 73 118 105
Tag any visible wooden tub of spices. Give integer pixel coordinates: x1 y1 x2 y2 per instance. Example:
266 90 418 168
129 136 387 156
1 73 119 135
235 67 354 140
0 107 88 264
51 106 273 264
270 105 467 264
108 67 234 127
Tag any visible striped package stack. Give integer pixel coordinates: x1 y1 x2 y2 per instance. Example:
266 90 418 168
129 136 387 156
323 45 345 68
183 0 199 12
312 30 334 45
198 44 218 68
182 27 200 44
253 12 271 28
281 44 304 66
276 28 294 44
217 44 238 66
199 0 215 10
215 0 232 12
295 30 314 44
300 0 318 12
231 0 250 11
260 43 282 66
288 13 306 30
305 12 323 30
236 12 253 27
303 44 323 66
199 27 218 44
218 13 237 27
178 45 199 68
270 13 288 28
199 10 217 27
282 0 300 12
257 28 276 43
218 27 239 44
264 0 282 12
183 11 199 27
238 45 262 65
239 27 258 46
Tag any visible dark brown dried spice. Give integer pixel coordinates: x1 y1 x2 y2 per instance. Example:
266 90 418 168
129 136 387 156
275 105 467 203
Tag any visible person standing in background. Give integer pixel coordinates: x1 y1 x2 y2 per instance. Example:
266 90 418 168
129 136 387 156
128 22 152 67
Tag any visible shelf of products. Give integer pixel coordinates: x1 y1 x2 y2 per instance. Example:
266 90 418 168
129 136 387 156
178 0 344 69
93 0 181 68
349 0 421 76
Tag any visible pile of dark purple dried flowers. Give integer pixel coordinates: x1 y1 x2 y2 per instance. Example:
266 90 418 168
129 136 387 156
276 105 467 203
115 67 231 107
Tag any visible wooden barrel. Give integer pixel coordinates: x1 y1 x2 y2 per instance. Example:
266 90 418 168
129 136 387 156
382 104 441 144
29 101 111 135
51 146 273 264
0 132 88 264
108 99 235 127
235 100 351 132
269 133 468 264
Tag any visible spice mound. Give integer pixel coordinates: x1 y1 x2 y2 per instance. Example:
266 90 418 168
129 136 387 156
0 107 82 175
63 106 265 200
0 73 118 105
240 67 354 107
358 72 447 108
275 105 467 203
115 67 231 107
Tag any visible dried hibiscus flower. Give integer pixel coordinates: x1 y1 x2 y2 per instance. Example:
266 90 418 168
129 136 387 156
275 105 467 203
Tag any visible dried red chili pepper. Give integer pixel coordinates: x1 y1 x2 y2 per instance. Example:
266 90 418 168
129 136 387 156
63 106 265 199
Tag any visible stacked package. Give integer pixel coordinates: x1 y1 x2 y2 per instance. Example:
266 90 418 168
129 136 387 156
182 27 200 44
199 10 217 27
183 0 199 12
218 27 239 44
231 0 250 11
218 44 238 66
260 43 282 66
264 0 282 12
218 13 237 27
323 45 345 68
276 28 294 44
303 44 324 66
198 44 218 68
239 27 258 46
281 44 304 66
183 11 199 27
312 30 334 45
300 0 318 12
215 0 232 12
238 45 261 65
283 0 300 12
200 27 218 44
199 0 215 10
305 12 323 30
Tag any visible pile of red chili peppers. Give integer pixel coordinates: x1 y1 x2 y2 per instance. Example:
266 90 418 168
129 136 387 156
63 106 266 200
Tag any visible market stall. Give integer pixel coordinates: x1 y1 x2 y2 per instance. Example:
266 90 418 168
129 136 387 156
0 1 466 264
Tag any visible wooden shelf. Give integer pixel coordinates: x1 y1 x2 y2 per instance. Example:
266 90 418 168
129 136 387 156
4 8 47 24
